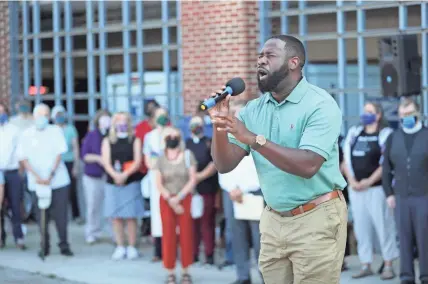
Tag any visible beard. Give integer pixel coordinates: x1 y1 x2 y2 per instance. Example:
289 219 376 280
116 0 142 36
257 63 290 93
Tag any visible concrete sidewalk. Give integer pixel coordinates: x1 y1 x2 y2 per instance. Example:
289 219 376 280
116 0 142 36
0 223 404 284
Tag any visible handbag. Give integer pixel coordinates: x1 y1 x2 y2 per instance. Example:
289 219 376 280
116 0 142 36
184 150 204 219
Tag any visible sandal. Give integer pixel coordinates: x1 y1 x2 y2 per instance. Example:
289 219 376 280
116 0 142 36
165 274 176 284
180 274 193 284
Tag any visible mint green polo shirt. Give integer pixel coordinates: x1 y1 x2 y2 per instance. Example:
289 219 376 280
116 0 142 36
228 77 347 211
61 124 78 162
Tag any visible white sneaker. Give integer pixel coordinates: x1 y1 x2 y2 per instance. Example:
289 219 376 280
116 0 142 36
86 236 96 245
111 246 126 260
126 246 139 260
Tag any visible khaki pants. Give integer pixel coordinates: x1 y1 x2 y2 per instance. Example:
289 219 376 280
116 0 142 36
259 197 348 284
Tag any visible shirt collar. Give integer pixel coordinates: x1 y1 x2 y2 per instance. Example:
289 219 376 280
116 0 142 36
263 76 309 106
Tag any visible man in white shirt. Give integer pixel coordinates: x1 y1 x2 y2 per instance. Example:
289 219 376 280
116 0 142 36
17 103 73 257
218 101 264 284
9 99 34 131
0 102 25 249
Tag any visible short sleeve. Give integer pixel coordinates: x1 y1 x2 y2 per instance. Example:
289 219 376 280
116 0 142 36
80 133 91 159
143 132 152 155
227 107 250 153
299 101 342 160
53 126 68 155
152 157 160 171
69 125 78 140
16 130 28 161
188 151 198 167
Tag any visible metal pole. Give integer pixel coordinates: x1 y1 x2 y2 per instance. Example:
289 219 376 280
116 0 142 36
422 3 428 119
53 1 62 106
22 1 30 98
64 1 74 121
258 1 271 51
86 0 96 118
98 0 108 110
357 0 366 113
280 1 289 35
32 0 42 104
122 0 132 115
8 1 20 109
136 0 145 117
337 0 347 133
298 0 307 76
161 0 171 114
176 0 183 118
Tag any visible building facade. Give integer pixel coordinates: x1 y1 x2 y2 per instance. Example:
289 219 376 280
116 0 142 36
1 1 427 136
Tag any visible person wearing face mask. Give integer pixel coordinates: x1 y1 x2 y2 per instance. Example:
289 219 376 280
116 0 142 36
185 116 218 265
17 103 73 257
142 107 170 262
80 109 111 244
343 101 398 279
102 112 144 260
382 98 428 284
51 105 82 224
153 126 197 284
0 102 26 250
135 99 160 238
9 99 34 131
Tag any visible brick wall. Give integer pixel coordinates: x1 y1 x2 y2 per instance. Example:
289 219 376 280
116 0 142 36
0 1 10 109
181 0 259 115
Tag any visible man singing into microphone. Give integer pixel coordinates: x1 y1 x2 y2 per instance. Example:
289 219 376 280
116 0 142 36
209 35 348 284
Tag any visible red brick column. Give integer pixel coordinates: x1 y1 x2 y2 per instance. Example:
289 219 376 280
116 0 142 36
0 1 10 108
181 0 260 115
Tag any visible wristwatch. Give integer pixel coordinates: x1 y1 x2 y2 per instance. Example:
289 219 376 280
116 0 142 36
251 135 267 151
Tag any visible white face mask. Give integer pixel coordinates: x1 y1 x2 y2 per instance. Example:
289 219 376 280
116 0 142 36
192 136 200 144
117 132 128 139
402 121 422 134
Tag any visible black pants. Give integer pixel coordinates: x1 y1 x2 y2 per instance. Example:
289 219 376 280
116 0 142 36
33 186 70 251
0 170 24 243
154 237 162 258
396 195 428 282
65 162 80 219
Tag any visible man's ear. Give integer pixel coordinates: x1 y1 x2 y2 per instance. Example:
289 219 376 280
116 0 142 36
288 57 301 71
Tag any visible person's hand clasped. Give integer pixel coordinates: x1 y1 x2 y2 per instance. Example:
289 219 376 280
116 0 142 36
113 172 127 186
229 188 243 204
168 196 184 215
356 178 371 191
36 176 50 185
386 195 396 209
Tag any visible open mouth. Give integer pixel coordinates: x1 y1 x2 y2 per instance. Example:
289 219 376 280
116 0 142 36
257 68 269 80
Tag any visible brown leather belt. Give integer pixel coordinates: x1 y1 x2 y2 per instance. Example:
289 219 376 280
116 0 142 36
266 190 344 217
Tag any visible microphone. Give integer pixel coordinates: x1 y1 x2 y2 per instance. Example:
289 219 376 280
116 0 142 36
200 77 246 111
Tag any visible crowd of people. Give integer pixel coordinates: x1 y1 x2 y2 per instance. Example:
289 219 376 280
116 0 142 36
0 92 427 284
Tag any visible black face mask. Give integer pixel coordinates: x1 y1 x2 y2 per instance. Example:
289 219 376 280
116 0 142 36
165 138 180 149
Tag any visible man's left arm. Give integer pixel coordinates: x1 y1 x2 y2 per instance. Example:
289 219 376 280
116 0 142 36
250 101 341 179
50 127 69 181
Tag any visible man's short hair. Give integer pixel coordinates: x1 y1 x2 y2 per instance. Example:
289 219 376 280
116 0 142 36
268 35 306 68
399 97 420 112
33 103 50 116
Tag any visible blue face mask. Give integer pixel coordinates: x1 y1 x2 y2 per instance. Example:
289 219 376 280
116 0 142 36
401 115 417 129
19 105 31 113
55 115 66 124
360 113 376 125
35 116 49 130
0 113 8 124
